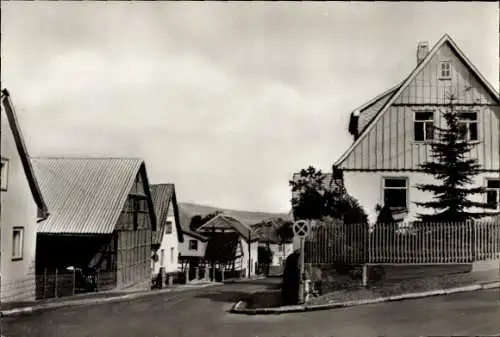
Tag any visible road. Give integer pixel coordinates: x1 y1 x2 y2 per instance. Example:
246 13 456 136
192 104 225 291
2 278 499 337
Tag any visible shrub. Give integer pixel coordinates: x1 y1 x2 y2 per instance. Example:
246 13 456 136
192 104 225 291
281 250 300 305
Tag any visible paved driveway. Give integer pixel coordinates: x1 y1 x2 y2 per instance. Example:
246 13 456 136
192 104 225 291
2 278 499 337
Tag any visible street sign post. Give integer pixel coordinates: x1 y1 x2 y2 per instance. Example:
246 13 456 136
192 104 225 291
293 220 311 304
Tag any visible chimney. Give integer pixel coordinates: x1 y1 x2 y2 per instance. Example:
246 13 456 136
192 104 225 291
417 42 429 65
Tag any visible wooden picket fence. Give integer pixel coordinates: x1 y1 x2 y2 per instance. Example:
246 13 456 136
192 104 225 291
305 221 500 265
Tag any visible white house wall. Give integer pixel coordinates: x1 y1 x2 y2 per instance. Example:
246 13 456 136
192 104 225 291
343 170 500 225
240 239 259 277
153 202 180 275
178 234 207 258
268 243 294 266
1 106 38 303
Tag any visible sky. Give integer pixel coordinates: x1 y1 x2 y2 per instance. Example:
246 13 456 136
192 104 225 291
1 2 498 213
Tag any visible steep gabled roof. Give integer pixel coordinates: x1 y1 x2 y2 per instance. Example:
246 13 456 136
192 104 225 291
335 34 500 167
151 183 184 245
32 157 157 234
198 213 258 242
1 89 49 219
351 83 402 137
182 230 209 242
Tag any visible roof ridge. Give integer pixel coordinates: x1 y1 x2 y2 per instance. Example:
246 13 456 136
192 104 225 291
151 183 175 187
32 156 144 160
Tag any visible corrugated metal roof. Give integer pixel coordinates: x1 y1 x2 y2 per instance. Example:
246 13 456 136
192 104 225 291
32 157 143 234
198 214 258 242
151 184 173 245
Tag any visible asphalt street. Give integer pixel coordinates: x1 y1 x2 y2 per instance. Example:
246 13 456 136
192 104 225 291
2 278 499 337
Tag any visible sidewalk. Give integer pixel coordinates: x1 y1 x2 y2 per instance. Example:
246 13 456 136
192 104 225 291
231 267 500 315
1 281 222 317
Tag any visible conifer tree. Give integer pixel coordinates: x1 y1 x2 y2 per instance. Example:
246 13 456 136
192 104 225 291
415 94 496 222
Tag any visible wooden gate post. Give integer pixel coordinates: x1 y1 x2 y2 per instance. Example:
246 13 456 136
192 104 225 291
362 264 368 287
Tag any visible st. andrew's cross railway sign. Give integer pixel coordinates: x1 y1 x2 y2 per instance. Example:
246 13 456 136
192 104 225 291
293 220 311 237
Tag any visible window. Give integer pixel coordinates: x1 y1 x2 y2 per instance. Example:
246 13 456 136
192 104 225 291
1 157 9 191
170 247 174 263
383 178 408 212
165 221 173 234
160 249 165 267
189 239 198 251
278 244 284 252
131 197 147 230
12 227 24 260
414 111 434 141
457 112 478 141
486 179 500 210
440 61 452 79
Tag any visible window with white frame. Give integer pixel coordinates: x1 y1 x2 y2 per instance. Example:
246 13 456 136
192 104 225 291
12 227 24 260
457 112 478 141
170 247 174 263
1 157 9 191
189 239 198 251
486 179 500 210
440 61 452 79
160 249 165 267
414 111 435 141
383 177 408 212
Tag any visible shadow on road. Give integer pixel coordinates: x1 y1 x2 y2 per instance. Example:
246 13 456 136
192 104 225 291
194 291 253 303
224 278 282 287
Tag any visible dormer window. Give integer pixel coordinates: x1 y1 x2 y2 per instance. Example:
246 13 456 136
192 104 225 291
440 61 452 79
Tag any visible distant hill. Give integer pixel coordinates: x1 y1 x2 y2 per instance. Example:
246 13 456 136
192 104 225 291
178 202 292 231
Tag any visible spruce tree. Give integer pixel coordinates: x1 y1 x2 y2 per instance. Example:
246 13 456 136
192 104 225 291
415 94 496 222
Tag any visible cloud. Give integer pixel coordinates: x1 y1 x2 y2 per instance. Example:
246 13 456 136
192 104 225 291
2 2 498 212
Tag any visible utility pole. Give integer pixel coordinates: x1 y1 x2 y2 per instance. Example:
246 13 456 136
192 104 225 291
248 228 252 278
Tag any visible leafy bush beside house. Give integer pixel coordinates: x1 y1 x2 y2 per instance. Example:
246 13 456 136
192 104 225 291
290 166 370 268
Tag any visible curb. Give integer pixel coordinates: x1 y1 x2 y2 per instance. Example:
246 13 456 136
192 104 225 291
230 281 499 315
1 282 223 318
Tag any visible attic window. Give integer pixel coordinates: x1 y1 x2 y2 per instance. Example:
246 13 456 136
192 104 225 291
440 61 452 79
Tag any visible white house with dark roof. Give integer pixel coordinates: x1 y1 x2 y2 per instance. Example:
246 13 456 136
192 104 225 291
32 157 157 293
197 214 259 277
150 183 184 278
1 89 49 304
333 34 499 224
178 229 209 266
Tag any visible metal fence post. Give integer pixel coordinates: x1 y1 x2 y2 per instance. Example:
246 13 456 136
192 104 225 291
55 268 59 298
96 270 100 292
43 268 47 300
72 268 76 296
